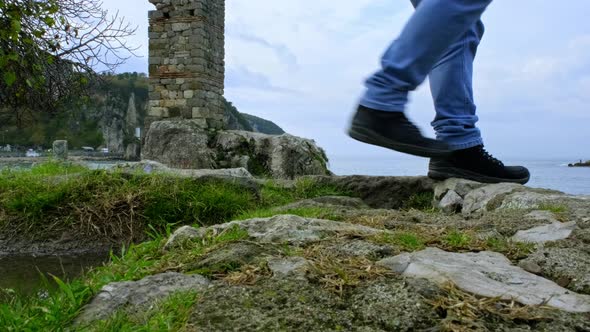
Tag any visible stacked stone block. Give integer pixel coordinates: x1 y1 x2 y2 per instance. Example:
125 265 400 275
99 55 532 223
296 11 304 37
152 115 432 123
147 0 225 129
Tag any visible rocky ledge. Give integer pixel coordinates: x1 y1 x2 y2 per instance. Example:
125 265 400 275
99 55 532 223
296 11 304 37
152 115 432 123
75 178 590 331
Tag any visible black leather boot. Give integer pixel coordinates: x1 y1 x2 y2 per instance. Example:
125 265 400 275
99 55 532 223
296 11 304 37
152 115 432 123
348 105 452 158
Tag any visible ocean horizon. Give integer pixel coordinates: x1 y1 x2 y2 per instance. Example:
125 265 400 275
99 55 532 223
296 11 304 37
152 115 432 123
328 155 590 196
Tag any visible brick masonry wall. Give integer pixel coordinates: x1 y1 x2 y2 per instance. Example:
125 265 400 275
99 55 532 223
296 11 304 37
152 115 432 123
147 0 225 130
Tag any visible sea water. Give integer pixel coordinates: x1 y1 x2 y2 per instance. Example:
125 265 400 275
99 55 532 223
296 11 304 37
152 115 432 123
1 157 588 195
329 155 590 196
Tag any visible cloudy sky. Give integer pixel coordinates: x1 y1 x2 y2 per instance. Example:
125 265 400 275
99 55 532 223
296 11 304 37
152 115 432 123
101 0 590 164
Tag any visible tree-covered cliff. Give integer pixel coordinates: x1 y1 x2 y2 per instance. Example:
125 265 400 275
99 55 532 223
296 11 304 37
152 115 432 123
0 72 285 152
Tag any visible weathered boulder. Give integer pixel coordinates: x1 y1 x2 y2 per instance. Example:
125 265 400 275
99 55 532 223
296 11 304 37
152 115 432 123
432 179 578 217
52 140 68 160
267 256 309 279
325 240 394 259
309 175 434 209
189 278 354 331
142 120 216 169
462 183 524 216
499 191 570 210
214 130 330 179
433 178 484 201
512 221 577 244
526 210 560 223
164 215 383 249
124 142 141 161
164 225 201 250
519 247 590 294
188 278 439 332
438 190 463 214
377 247 590 312
76 272 210 324
348 280 440 331
115 160 253 179
187 242 274 272
142 120 330 179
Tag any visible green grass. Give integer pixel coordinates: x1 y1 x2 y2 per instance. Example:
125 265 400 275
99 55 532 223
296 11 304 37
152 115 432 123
537 203 568 214
443 230 472 249
0 163 348 241
28 160 88 176
0 276 93 331
0 163 353 330
485 237 535 259
370 228 535 260
86 291 198 331
402 192 435 211
0 224 252 331
372 231 426 251
258 178 347 207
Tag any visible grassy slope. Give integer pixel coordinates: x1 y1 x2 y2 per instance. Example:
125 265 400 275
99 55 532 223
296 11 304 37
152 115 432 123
0 162 349 331
0 163 541 331
0 162 345 243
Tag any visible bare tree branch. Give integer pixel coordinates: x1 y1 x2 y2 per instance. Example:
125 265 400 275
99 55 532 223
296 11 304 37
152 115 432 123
0 0 139 125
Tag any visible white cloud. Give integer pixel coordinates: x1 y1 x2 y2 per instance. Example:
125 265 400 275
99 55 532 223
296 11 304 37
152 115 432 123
99 0 590 159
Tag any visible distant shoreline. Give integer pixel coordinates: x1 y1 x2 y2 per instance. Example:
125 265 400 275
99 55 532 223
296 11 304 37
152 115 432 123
568 160 590 167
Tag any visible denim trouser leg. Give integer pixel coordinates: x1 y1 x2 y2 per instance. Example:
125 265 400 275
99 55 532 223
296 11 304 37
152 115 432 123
359 0 492 149
429 21 485 150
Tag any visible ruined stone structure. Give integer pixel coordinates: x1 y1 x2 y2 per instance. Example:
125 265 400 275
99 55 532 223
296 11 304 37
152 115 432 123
143 0 331 176
147 0 225 129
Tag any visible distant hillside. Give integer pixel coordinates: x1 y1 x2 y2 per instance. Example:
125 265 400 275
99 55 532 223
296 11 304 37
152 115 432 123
242 113 285 135
223 101 285 135
1 74 285 151
0 72 147 151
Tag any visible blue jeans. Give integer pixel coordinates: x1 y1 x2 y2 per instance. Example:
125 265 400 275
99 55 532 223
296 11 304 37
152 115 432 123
359 0 492 150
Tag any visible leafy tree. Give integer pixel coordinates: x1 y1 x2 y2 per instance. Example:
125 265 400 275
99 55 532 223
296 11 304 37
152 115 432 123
0 0 137 126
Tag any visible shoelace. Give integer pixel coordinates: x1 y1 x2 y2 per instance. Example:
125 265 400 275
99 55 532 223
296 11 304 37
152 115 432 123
478 146 504 167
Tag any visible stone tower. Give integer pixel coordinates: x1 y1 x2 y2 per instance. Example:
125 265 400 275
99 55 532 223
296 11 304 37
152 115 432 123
147 0 225 129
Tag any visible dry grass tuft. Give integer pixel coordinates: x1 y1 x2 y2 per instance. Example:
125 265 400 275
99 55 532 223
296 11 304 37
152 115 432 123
302 244 395 295
223 263 273 285
368 224 535 261
430 283 553 332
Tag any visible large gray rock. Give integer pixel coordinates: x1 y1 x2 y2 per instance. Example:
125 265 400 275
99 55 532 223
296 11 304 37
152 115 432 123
498 190 577 211
142 120 216 169
433 178 485 201
309 175 435 209
512 221 577 244
164 225 201 250
520 247 590 294
189 277 439 332
142 120 330 179
267 256 309 279
456 181 588 217
377 247 590 313
115 160 253 179
462 183 524 216
165 215 383 248
76 272 210 324
214 130 330 179
52 140 68 160
124 142 140 161
525 210 560 223
438 190 463 214
433 179 582 217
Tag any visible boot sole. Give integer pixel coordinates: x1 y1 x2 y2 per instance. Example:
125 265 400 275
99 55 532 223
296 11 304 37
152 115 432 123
428 166 530 185
348 125 452 158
